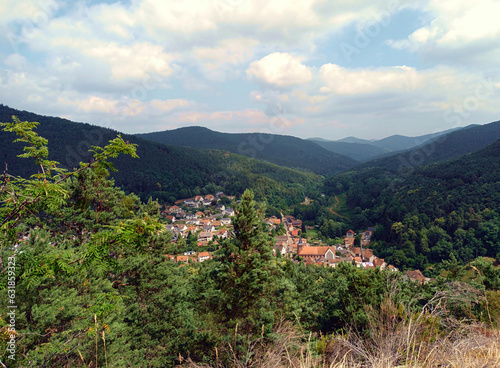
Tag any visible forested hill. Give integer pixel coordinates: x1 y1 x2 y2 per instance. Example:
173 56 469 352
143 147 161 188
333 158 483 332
326 137 500 271
360 120 500 172
0 105 320 206
136 126 358 176
308 139 390 162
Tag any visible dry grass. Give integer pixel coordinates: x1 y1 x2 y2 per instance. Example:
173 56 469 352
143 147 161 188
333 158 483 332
184 284 500 368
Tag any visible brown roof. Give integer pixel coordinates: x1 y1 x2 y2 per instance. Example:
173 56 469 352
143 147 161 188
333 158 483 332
298 246 335 256
406 270 426 282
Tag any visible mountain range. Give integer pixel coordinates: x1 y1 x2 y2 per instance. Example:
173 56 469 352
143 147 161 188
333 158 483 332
0 105 319 206
136 126 358 176
308 127 462 162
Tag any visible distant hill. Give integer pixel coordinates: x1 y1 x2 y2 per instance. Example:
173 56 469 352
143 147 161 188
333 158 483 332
336 136 374 144
361 120 500 172
308 128 460 162
136 126 358 177
0 105 321 206
324 135 500 269
308 140 390 162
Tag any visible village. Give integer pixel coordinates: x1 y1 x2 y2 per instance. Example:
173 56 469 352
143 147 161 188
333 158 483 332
160 192 433 282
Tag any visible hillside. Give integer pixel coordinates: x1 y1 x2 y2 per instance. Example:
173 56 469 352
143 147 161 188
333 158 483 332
309 139 390 162
309 128 461 162
325 137 500 270
360 120 500 172
0 105 320 206
136 126 358 176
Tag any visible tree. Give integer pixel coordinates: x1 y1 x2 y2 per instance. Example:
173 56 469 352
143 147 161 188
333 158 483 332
211 189 282 355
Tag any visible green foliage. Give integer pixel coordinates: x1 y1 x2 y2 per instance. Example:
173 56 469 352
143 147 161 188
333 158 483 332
1 114 498 367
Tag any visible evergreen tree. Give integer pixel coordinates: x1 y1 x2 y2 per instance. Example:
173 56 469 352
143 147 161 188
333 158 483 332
212 189 282 353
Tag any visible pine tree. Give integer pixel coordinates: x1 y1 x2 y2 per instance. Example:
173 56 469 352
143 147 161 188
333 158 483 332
213 189 281 351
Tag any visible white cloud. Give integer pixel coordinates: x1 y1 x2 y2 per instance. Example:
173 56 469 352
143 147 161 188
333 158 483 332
0 0 59 27
247 52 313 87
387 0 500 65
319 64 423 95
59 95 118 114
151 99 191 112
194 38 258 69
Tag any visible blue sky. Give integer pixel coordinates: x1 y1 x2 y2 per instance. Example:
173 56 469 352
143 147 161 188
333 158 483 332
1 0 499 140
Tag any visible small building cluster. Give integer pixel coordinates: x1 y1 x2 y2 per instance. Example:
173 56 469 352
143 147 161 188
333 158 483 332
272 219 398 271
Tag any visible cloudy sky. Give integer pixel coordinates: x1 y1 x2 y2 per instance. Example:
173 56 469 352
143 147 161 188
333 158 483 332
1 0 499 140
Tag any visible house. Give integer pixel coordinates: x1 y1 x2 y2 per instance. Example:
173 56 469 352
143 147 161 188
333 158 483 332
203 225 215 232
273 243 287 256
267 216 281 225
169 205 181 213
290 229 299 237
184 250 196 256
198 252 212 262
224 208 235 217
215 191 225 198
165 215 176 223
203 200 213 206
297 245 336 263
184 199 199 208
216 229 229 239
164 254 176 261
175 224 187 232
405 270 431 283
195 211 205 217
198 231 213 243
176 255 190 264
345 230 356 246
211 220 222 228
276 235 293 246
221 218 231 225
199 218 211 226
195 195 204 202
205 194 215 201
216 204 225 212
373 258 387 270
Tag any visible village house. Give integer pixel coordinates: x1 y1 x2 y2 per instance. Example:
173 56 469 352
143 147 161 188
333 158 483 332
165 215 176 223
211 220 222 228
198 231 213 243
220 218 231 225
184 199 199 208
216 204 225 212
203 225 215 232
176 255 190 264
216 229 229 239
195 195 204 202
405 270 431 283
169 205 181 213
344 230 356 247
198 252 212 262
205 194 215 201
267 216 281 225
199 218 211 226
223 208 235 217
297 245 336 263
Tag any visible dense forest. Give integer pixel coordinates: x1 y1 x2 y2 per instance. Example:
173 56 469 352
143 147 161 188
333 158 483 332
136 126 358 176
0 105 319 209
323 138 500 272
2 118 500 367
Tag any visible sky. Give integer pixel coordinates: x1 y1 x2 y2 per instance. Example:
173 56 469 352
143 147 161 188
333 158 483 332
1 0 500 140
